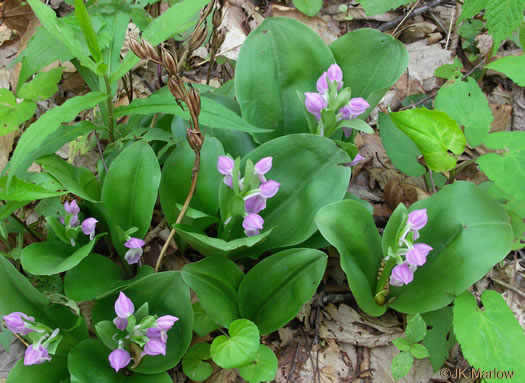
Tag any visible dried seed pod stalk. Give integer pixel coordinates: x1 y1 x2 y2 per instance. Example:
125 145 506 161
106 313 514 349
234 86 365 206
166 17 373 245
168 76 186 101
189 87 201 117
129 38 161 64
160 47 178 76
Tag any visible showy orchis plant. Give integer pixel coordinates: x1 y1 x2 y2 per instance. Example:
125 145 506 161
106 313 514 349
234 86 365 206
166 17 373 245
3 312 62 366
217 156 280 237
108 292 178 372
304 64 370 139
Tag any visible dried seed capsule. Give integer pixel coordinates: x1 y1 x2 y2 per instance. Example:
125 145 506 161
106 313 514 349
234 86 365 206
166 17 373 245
168 76 185 101
189 87 201 117
186 129 204 152
189 25 208 51
141 39 161 64
129 38 147 60
161 47 178 75
212 7 223 28
212 27 226 51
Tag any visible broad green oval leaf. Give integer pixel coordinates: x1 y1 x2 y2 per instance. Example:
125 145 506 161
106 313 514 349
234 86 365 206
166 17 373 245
477 131 525 203
210 319 260 369
405 314 426 343
174 224 273 257
38 154 101 202
421 307 455 371
237 344 278 383
330 28 408 113
95 321 119 350
239 134 351 253
115 87 268 134
182 343 212 382
391 351 414 381
453 290 525 381
238 248 327 335
68 339 173 383
390 108 466 172
64 253 154 301
101 141 161 256
8 91 106 182
181 256 244 328
410 344 430 359
315 200 386 317
18 67 64 101
7 355 68 383
235 18 335 142
379 112 426 177
192 302 220 336
358 0 416 16
0 175 65 201
392 338 411 352
292 0 322 16
0 257 87 347
390 182 513 313
91 272 193 374
434 77 493 147
485 55 525 86
21 239 97 275
160 137 224 224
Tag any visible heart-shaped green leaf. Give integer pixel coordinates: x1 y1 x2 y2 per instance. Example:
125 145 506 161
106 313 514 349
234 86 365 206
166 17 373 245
182 343 212 382
210 319 260 369
237 344 278 383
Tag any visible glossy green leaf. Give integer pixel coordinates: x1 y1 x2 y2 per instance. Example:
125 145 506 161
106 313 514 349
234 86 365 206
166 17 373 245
238 248 327 335
235 18 335 142
239 134 350 253
68 339 173 383
434 77 493 147
405 314 426 343
391 351 414 381
64 254 153 301
101 9 130 77
338 118 374 134
0 175 65 201
390 108 466 171
381 203 408 258
101 141 161 256
114 87 268 133
74 0 102 63
315 200 386 317
389 182 513 313
9 91 106 182
0 257 87 346
453 290 525 381
110 0 211 83
91 272 193 374
292 0 322 16
21 239 96 275
358 0 416 16
175 224 273 257
18 67 64 101
38 154 101 202
7 355 68 383
477 131 525 202
160 137 223 225
486 55 525 86
422 307 455 371
182 343 212 382
210 319 260 369
410 344 430 359
0 88 36 134
392 338 411 352
238 344 278 383
95 321 119 350
181 256 244 328
192 302 220 336
330 28 408 112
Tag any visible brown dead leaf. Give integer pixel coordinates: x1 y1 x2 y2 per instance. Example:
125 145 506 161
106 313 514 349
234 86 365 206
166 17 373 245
0 132 15 172
400 21 437 41
324 4 397 22
319 304 403 347
3 0 36 35
384 178 429 210
489 103 512 132
406 40 454 91
271 5 340 45
205 367 238 383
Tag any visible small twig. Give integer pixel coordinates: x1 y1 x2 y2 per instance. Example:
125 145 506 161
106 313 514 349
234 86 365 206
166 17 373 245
428 168 437 193
391 0 420 36
12 331 29 347
491 276 525 299
444 5 456 50
287 339 301 383
379 0 450 32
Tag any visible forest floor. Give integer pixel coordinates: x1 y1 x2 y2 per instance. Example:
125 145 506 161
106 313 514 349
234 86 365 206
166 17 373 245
0 0 524 382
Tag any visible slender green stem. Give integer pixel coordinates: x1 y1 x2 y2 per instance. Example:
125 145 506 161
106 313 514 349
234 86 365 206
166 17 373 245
104 74 115 142
479 41 497 84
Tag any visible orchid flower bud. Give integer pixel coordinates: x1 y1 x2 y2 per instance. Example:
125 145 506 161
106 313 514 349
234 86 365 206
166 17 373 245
243 213 264 237
24 345 51 366
156 315 179 331
3 312 35 335
108 349 131 372
113 317 128 331
347 97 370 118
217 156 234 175
144 339 166 356
81 218 98 240
254 157 272 175
114 292 134 319
259 180 280 199
327 64 343 88
407 209 428 231
406 243 433 266
245 195 266 214
316 72 328 93
390 263 414 286
64 200 80 215
305 92 326 120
